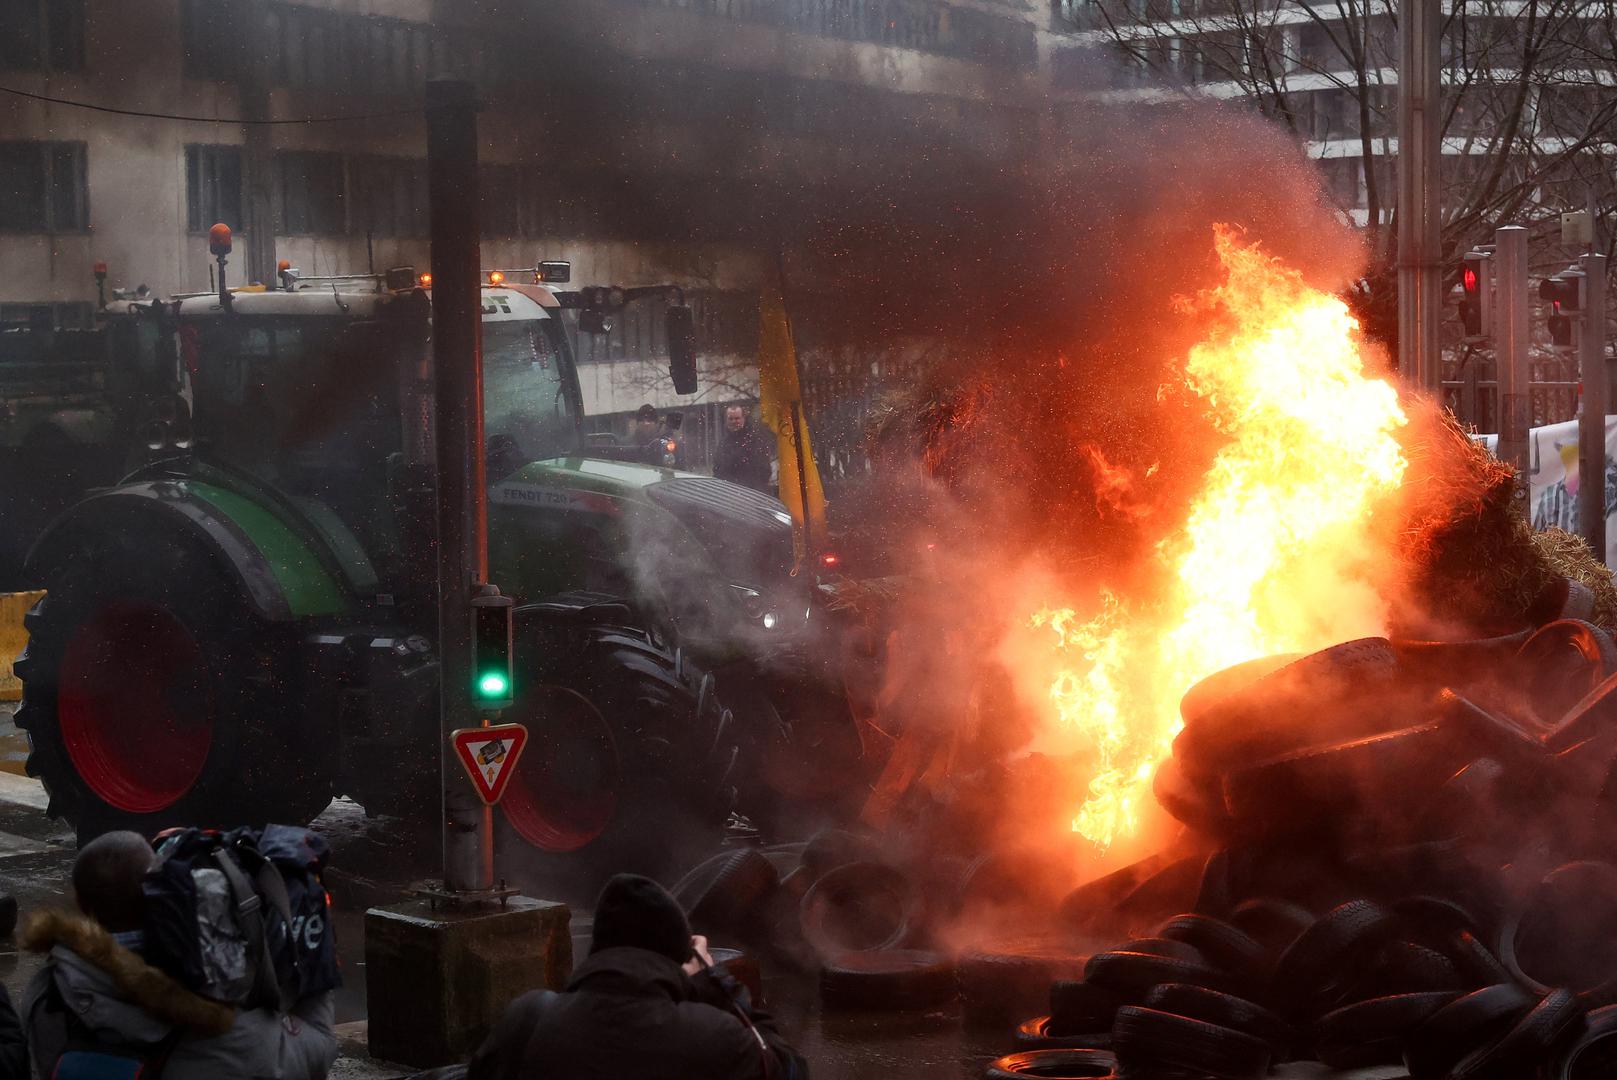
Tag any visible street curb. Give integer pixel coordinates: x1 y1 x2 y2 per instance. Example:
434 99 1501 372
0 770 48 812
333 1021 417 1080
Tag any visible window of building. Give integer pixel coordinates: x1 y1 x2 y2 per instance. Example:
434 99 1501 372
0 301 94 330
1303 89 1339 140
692 291 757 355
277 151 346 235
0 0 86 72
351 156 427 237
387 20 428 94
275 4 341 89
185 144 243 234
1367 157 1395 206
269 2 435 96
1296 20 1336 70
522 178 559 238
180 0 242 81
1320 156 1362 207
520 173 596 239
0 141 88 232
480 164 524 238
1051 0 1102 28
337 15 371 92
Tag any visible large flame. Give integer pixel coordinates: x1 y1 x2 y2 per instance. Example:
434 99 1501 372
1036 225 1409 849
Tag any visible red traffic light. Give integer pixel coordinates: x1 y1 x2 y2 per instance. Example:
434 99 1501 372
1457 253 1490 338
1539 272 1584 312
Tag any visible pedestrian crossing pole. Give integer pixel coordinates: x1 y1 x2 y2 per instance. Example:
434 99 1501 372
1495 225 1531 521
1578 252 1608 560
1397 0 1442 394
426 78 494 894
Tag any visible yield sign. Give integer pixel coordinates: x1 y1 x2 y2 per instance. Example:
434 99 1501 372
451 724 529 804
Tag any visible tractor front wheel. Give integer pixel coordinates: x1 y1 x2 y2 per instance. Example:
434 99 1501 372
495 621 737 896
14 531 332 841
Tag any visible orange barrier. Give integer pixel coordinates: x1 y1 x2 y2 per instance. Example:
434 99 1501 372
0 591 44 702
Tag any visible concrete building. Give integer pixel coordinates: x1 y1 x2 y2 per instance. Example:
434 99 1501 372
1052 0 1614 230
1051 0 1614 433
0 0 1080 461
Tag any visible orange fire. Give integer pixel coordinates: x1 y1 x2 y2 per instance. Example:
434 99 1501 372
1034 225 1408 849
1084 446 1152 523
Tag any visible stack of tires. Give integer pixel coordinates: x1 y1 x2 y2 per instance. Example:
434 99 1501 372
998 888 1617 1079
1159 621 1617 847
979 618 1617 1080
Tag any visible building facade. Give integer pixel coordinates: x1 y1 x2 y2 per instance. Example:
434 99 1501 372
1053 0 1614 231
1052 0 1615 432
0 0 1078 451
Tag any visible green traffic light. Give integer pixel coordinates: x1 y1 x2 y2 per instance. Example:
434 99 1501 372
477 671 510 699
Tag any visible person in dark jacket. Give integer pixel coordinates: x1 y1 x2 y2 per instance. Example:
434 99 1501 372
22 831 337 1080
0 985 26 1080
714 405 774 492
468 874 806 1080
631 404 678 468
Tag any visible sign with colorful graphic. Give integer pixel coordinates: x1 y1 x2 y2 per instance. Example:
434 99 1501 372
1479 415 1617 564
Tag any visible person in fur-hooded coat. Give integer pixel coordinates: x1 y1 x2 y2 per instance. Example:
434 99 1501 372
21 831 336 1080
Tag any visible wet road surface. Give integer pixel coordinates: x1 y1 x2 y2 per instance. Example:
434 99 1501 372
0 706 1388 1079
0 704 1019 1078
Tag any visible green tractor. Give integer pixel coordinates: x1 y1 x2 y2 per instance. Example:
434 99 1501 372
13 263 848 878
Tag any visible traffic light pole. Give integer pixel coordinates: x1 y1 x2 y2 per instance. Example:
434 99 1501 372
1496 225 1531 520
1397 0 1443 393
1579 252 1609 560
427 79 493 895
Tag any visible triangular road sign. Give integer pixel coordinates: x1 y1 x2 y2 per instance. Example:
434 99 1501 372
451 723 529 804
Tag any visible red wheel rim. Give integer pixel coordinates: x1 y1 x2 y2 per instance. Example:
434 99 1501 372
501 686 619 853
58 602 215 814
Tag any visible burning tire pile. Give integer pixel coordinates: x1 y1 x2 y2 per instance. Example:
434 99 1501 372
670 609 1617 1078
1014 615 1617 1078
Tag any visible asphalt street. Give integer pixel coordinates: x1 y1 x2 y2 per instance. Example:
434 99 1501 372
0 706 1387 1079
0 703 1011 1078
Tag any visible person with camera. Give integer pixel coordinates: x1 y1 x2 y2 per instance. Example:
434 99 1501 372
21 831 338 1080
469 873 807 1080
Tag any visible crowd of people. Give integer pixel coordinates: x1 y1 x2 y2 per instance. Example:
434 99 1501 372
0 839 805 1079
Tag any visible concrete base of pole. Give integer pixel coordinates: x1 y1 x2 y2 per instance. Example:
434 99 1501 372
364 895 572 1068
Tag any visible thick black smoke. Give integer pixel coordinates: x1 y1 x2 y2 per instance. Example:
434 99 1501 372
457 7 1365 570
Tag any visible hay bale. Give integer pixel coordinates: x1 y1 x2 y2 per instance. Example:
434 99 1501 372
1532 528 1617 632
1392 413 1545 635
1389 411 1617 636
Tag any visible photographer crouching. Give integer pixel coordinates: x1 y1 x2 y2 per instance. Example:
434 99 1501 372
470 874 807 1080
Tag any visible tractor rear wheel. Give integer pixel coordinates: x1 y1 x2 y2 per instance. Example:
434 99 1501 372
496 620 737 894
14 530 333 841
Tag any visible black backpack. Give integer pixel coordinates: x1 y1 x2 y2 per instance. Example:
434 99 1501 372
141 825 340 1010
